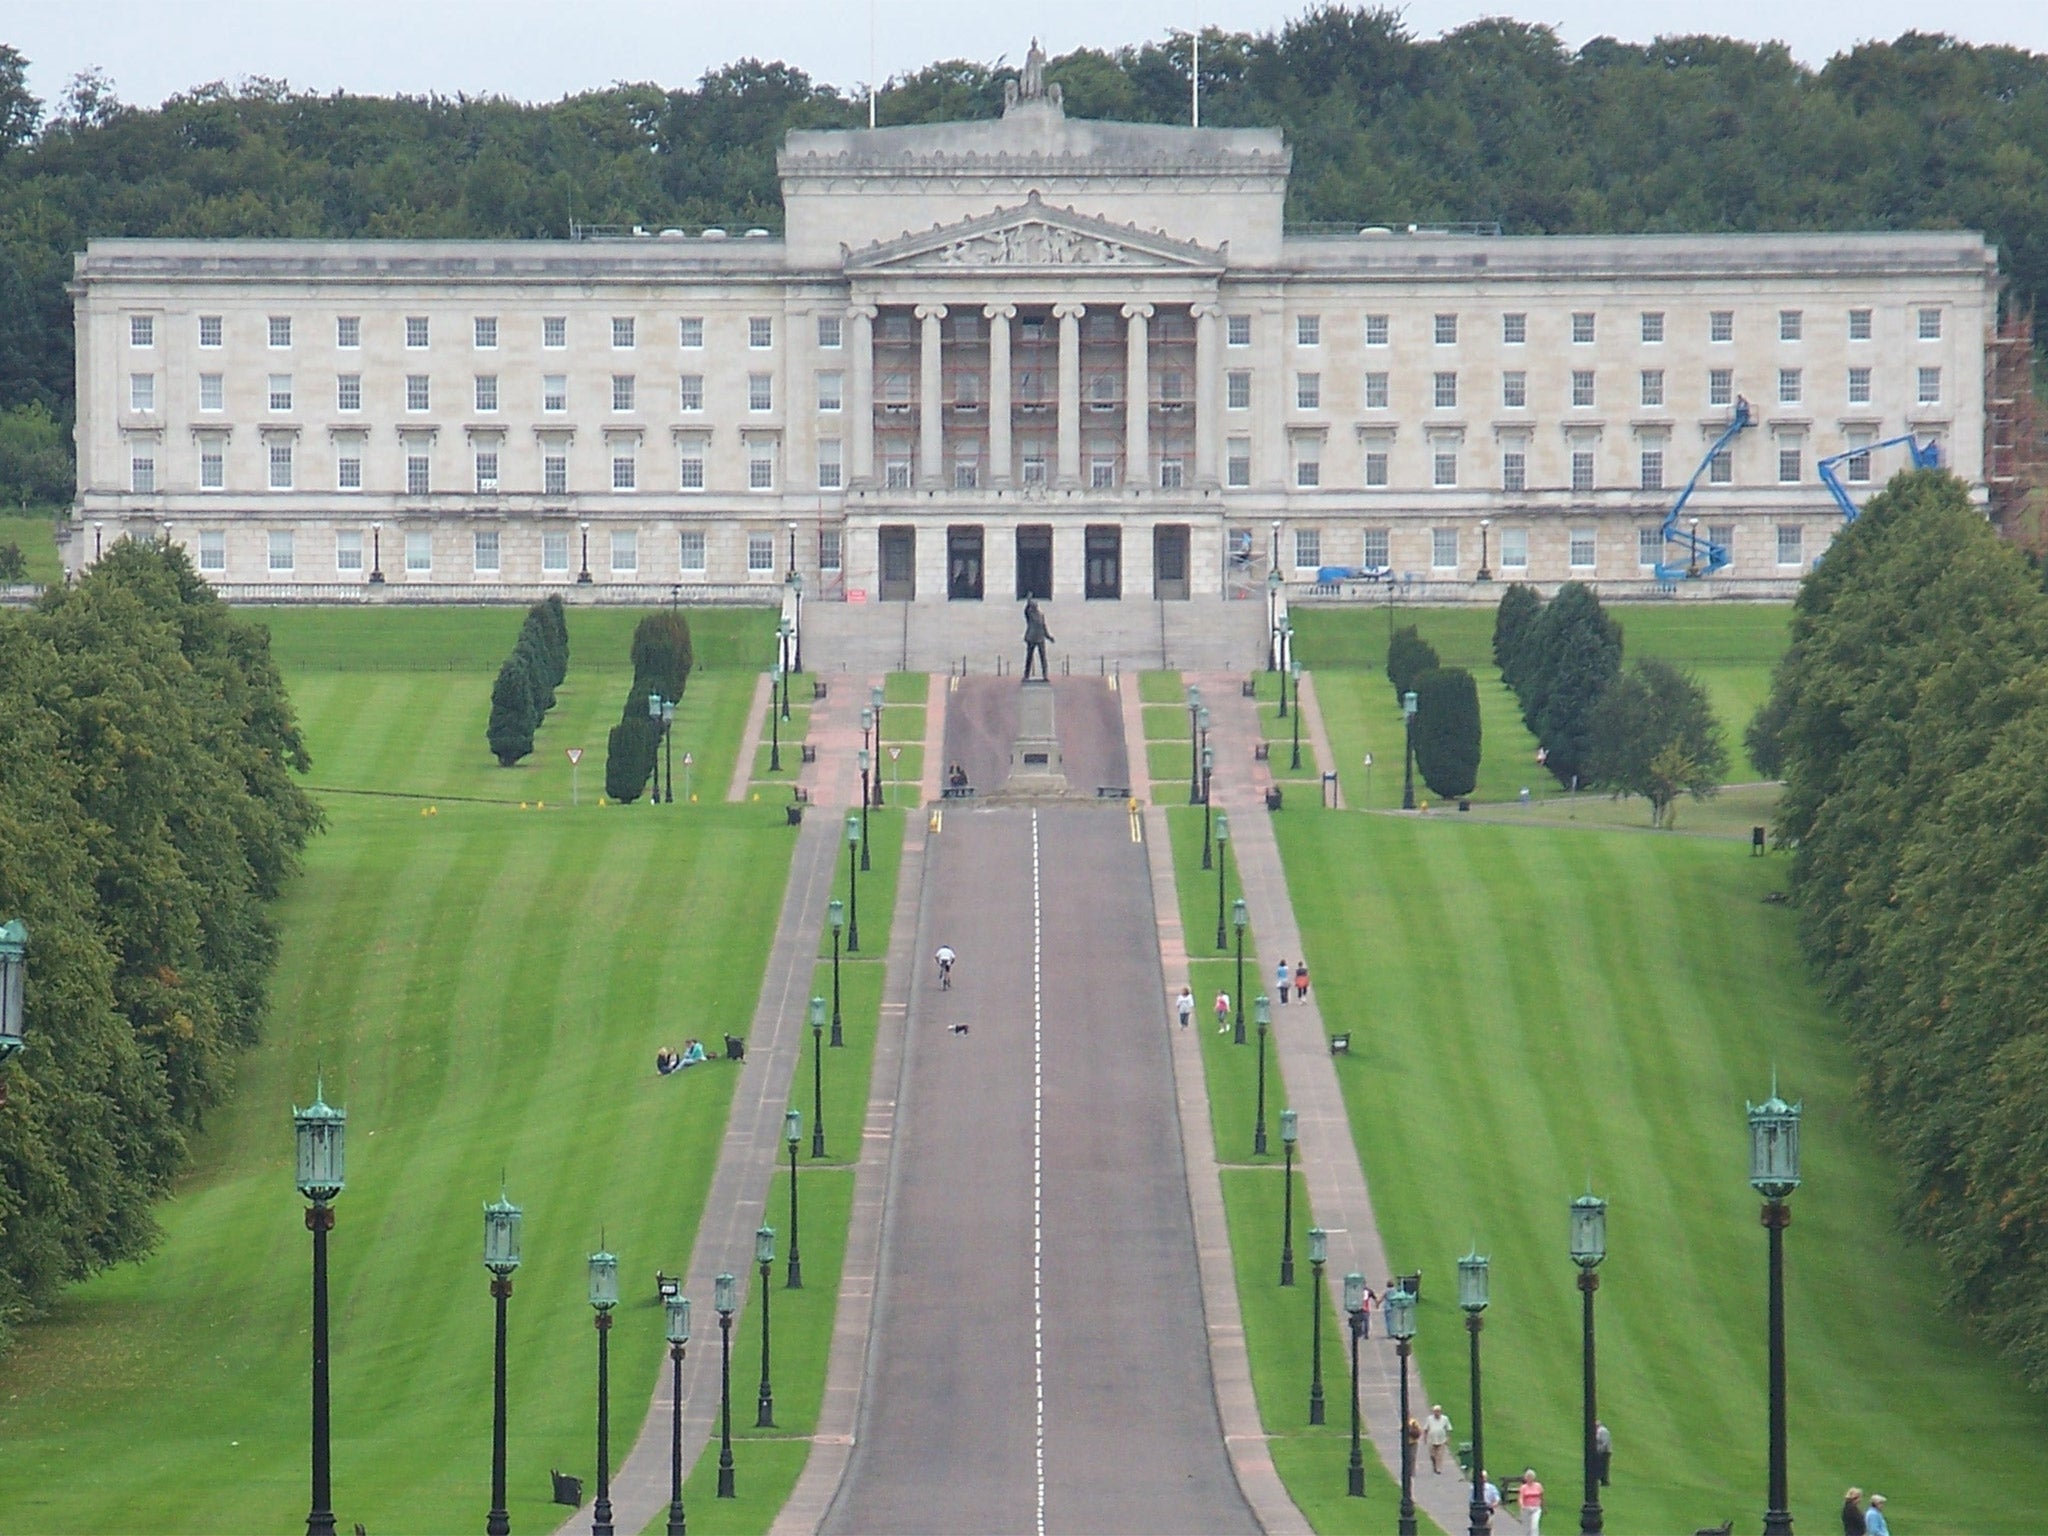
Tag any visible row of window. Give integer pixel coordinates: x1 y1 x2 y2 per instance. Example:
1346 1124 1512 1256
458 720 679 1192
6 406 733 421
191 525 839 577
1269 306 1945 349
134 437 797 495
1252 364 1942 414
1286 522 1809 571
138 370 803 417
130 312 817 353
1269 434 1883 492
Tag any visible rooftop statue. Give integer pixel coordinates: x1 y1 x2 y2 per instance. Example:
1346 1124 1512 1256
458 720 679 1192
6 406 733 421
1005 37 1064 114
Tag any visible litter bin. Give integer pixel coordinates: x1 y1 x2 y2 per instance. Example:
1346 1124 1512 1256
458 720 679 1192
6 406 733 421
785 803 805 826
1456 1441 1474 1476
551 1470 584 1506
1265 785 1283 811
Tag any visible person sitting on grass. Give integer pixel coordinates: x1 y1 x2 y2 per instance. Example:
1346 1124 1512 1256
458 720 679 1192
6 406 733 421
656 1047 681 1076
679 1038 707 1068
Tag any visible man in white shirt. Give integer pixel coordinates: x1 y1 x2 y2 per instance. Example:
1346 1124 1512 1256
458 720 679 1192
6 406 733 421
1422 1405 1453 1473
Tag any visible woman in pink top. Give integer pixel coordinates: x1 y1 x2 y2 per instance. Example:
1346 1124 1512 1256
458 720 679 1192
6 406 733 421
1518 1468 1544 1535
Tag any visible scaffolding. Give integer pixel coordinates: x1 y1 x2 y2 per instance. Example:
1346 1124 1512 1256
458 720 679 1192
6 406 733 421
1986 307 2048 554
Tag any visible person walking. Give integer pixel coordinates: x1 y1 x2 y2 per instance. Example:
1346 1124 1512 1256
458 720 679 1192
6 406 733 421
1481 1470 1501 1525
1863 1494 1890 1536
1593 1420 1612 1486
1275 958 1290 1004
1842 1488 1867 1536
1421 1404 1453 1473
1518 1468 1544 1536
1293 960 1310 1002
1176 986 1195 1029
1214 989 1232 1034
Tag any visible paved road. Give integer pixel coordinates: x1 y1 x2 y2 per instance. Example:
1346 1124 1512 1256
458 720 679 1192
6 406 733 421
822 804 1254 1535
942 678 1131 798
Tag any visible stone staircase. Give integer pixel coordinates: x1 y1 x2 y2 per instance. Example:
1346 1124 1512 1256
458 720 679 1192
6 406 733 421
801 595 1267 676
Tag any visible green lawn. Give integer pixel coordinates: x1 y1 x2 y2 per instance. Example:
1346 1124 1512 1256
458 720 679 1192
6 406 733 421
1139 669 1186 704
0 510 63 583
1278 813 2048 1532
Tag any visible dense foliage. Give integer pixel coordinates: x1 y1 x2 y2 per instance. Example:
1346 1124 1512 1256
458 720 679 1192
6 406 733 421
485 596 568 766
1410 665 1481 799
1586 657 1728 826
1491 583 1543 691
1384 624 1439 705
0 541 317 1333
1501 581 1625 786
604 610 693 803
1749 468 2048 1387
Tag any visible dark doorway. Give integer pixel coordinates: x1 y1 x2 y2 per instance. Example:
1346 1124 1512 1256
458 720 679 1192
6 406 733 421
1153 524 1190 600
1085 525 1122 600
1016 525 1053 600
879 526 916 601
947 525 985 600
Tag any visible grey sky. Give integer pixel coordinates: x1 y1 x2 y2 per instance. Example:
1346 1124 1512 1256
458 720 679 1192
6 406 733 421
9 0 2048 113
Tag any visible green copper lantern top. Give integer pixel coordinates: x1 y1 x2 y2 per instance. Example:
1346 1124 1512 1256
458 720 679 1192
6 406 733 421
292 1078 346 1202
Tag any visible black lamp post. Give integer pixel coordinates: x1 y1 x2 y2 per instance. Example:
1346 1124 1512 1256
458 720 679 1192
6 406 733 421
857 749 872 868
1388 1282 1418 1528
715 1273 737 1498
1572 1191 1608 1535
1187 684 1204 805
1688 516 1703 580
808 996 826 1159
1306 1226 1328 1425
1231 899 1248 1045
1201 744 1216 870
483 1192 521 1536
578 521 593 584
754 1225 776 1428
1252 991 1270 1156
1750 1085 1803 1536
369 521 384 583
1278 1108 1298 1285
845 814 862 953
1214 811 1230 952
785 1108 805 1287
1289 657 1303 771
1199 703 1211 771
1460 1251 1492 1536
1267 565 1282 672
294 1082 346 1536
828 900 845 1046
661 700 676 802
664 1292 691 1536
1478 517 1493 582
1277 628 1290 719
1401 688 1419 811
791 569 805 673
590 1246 619 1536
860 704 874 764
647 691 667 803
870 686 886 808
778 619 793 721
0 920 25 1108
1345 1272 1370 1501
769 663 783 773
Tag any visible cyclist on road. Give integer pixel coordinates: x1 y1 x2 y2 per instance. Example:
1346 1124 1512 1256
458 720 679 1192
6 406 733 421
934 944 957 989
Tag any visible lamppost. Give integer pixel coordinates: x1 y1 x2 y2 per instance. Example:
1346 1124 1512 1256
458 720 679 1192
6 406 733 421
1201 744 1215 870
1289 657 1303 771
1267 565 1283 671
827 900 845 1046
1278 1109 1298 1285
93 521 104 561
589 1245 619 1536
1388 1283 1418 1529
769 663 783 773
662 700 676 802
578 521 593 584
808 996 827 1159
857 749 872 864
791 569 805 673
369 521 384 583
1251 989 1270 1156
294 1082 346 1536
1186 684 1204 804
778 619 793 720
647 692 667 803
715 1273 737 1498
483 1191 521 1536
664 1292 692 1536
0 920 25 1107
1460 1251 1492 1536
1571 1191 1609 1535
860 704 873 762
1277 628 1290 719
1750 1086 1803 1536
1306 1226 1328 1425
1199 704 1211 768
1688 516 1703 580
754 1225 777 1428
1346 1272 1371 1502
785 1108 805 1288
1401 688 1419 811
1231 899 1248 1045
1478 517 1493 582
845 815 862 953
1213 811 1230 952
870 686 885 807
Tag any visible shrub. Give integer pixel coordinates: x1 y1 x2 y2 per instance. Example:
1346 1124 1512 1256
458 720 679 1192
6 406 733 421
1520 582 1621 786
1586 658 1726 825
1411 666 1481 799
0 541 25 582
1492 583 1543 689
486 657 536 766
629 610 693 706
605 715 658 802
1385 624 1439 706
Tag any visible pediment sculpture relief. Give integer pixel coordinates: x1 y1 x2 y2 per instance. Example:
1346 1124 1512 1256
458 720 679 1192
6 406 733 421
930 221 1131 267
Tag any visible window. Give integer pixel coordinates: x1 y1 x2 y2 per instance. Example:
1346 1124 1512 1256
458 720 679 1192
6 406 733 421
269 374 293 412
130 449 156 493
1776 524 1804 565
543 376 567 413
474 449 499 492
1571 371 1595 408
405 530 432 574
1227 437 1251 487
1502 372 1526 408
1846 431 1873 484
1365 313 1389 346
473 529 500 572
1296 373 1320 410
1434 313 1458 345
1363 528 1390 566
473 316 497 349
1640 447 1665 490
1091 457 1116 489
1227 314 1251 347
816 530 839 575
612 316 636 349
1640 369 1664 407
269 316 292 349
199 529 225 570
1571 448 1596 491
1433 371 1458 409
543 451 568 496
543 316 567 349
130 315 154 348
1779 310 1803 342
1366 372 1390 409
1294 528 1321 568
1159 458 1185 489
1572 312 1596 344
1160 370 1186 405
748 317 774 349
1710 310 1734 343
268 439 293 489
1432 446 1458 487
1502 448 1526 492
1709 449 1733 485
1917 366 1941 405
336 438 363 490
1227 371 1251 410
748 439 776 491
130 373 154 412
748 374 773 412
678 530 707 572
1709 524 1735 559
954 459 978 490
406 374 430 412
1502 312 1527 345
610 529 637 572
1709 369 1734 407
817 438 842 489
336 374 361 412
406 449 431 495
1293 439 1321 488
678 439 706 491
198 315 222 348
269 529 294 572
475 374 498 413
1432 527 1458 568
1638 526 1663 566
1849 309 1872 342
400 316 427 349
885 460 913 489
1778 368 1801 405
1569 527 1597 568
1641 311 1665 344
953 371 980 408
1848 367 1872 405
1088 313 1116 342
612 375 636 412
748 532 776 573
817 370 843 412
199 439 224 489
1778 441 1802 483
612 450 637 491
817 313 842 349
336 316 359 349
1501 527 1528 569
1918 307 1942 341
543 529 570 572
664 377 698 418
1296 314 1320 347
1364 446 1390 487
679 316 703 349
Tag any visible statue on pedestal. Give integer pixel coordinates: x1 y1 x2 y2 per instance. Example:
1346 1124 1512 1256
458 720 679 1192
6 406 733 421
1023 599 1054 680
1004 37 1063 113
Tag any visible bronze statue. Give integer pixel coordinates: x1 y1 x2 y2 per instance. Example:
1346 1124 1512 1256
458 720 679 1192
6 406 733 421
1023 599 1054 679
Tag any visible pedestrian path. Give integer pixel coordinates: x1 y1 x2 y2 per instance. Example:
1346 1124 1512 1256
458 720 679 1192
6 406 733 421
1292 670 1345 809
728 670 777 802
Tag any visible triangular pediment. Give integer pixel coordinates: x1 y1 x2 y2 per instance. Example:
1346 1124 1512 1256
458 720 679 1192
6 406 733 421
845 193 1224 273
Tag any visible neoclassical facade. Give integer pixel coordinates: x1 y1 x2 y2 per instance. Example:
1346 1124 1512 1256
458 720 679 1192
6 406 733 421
68 74 2001 600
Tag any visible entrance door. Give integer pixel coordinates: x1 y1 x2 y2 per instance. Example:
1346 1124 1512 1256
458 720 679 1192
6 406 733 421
1016 525 1053 599
1153 524 1191 600
879 526 916 601
947 525 984 600
1085 525 1122 600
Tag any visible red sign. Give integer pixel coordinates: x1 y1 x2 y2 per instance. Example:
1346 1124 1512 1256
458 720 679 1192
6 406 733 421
847 588 868 604
566 748 583 765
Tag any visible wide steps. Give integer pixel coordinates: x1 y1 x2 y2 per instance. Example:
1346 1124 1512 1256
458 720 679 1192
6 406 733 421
804 596 1266 674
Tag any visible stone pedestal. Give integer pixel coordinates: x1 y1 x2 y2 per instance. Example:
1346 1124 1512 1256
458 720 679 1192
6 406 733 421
993 679 1072 800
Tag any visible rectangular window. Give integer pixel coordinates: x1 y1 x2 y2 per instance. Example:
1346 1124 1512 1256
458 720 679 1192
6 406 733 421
1571 448 1596 491
269 316 292 349
678 440 705 491
1778 442 1803 483
1364 448 1389 487
405 316 429 349
678 530 707 572
677 374 705 412
328 373 357 412
473 529 500 572
406 451 431 495
749 374 773 412
1502 449 1526 492
543 530 570 572
1778 368 1801 405
267 440 293 489
475 374 498 413
405 530 432 573
1434 313 1458 345
817 438 842 489
130 314 154 348
1433 371 1458 409
679 316 703 349
1640 369 1664 407
1638 526 1663 566
1917 366 1941 405
748 317 774 349
1432 527 1458 568
543 315 566 349
1502 372 1527 408
268 529 294 572
1091 458 1116 489
1159 458 1185 489
748 533 776 572
1571 371 1595 408
748 441 776 490
130 373 155 412
612 451 637 491
199 529 226 570
611 529 637 572
1227 437 1251 488
543 376 567 412
1227 370 1251 410
543 453 568 496
954 459 979 490
1849 308 1872 341
1432 447 1458 487
336 440 363 490
1366 372 1390 409
474 450 499 492
612 374 636 412
817 313 842 349
1296 314 1320 347
1570 527 1597 568
1640 447 1665 490
1777 524 1804 565
198 314 222 348
1777 309 1802 342
1363 528 1390 567
1710 310 1734 343
1918 307 1942 341
199 440 224 489
1709 368 1734 407
1296 373 1320 410
1294 528 1321 569
1227 314 1251 347
885 460 913 489
1710 524 1735 559
1846 431 1873 484
1294 442 1321 489
1572 312 1596 344
1848 366 1872 405
1641 311 1665 343
406 374 430 412
1160 370 1185 405
1501 527 1528 569
1502 312 1527 345
1709 448 1733 485
473 316 497 349
130 450 156 493
335 315 359 349
612 316 636 350
1365 313 1389 346
817 370 843 412
269 374 293 412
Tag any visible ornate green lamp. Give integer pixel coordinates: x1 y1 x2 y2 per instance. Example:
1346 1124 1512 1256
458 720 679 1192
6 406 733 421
483 1190 521 1536
293 1081 346 1536
1459 1250 1491 1536
1387 1283 1417 1524
1572 1191 1609 1535
589 1245 619 1536
664 1292 692 1536
1749 1084 1802 1536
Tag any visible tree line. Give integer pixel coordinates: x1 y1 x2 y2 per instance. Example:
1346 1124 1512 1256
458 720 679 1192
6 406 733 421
7 14 2048 488
485 596 569 766
0 541 318 1337
1750 468 2048 1390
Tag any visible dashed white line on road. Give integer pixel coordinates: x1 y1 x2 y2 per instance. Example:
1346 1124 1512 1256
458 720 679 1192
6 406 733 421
1032 808 1046 1536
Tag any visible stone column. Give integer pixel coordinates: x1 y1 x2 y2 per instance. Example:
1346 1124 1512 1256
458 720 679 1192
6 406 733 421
1122 302 1153 489
916 302 947 486
985 303 1015 485
1192 301 1220 485
1054 302 1085 486
849 304 877 485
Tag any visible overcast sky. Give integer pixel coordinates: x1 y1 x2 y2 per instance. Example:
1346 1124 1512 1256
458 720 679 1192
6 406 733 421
9 1 2048 112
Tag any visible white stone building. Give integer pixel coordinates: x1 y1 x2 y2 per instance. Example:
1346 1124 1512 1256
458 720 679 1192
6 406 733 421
66 73 2000 607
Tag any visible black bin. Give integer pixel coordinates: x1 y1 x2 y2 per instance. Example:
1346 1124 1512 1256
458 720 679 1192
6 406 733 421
1265 786 1284 811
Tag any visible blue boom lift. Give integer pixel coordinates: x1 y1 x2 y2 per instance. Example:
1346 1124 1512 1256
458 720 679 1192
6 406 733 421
1653 398 1751 581
1815 434 1942 521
